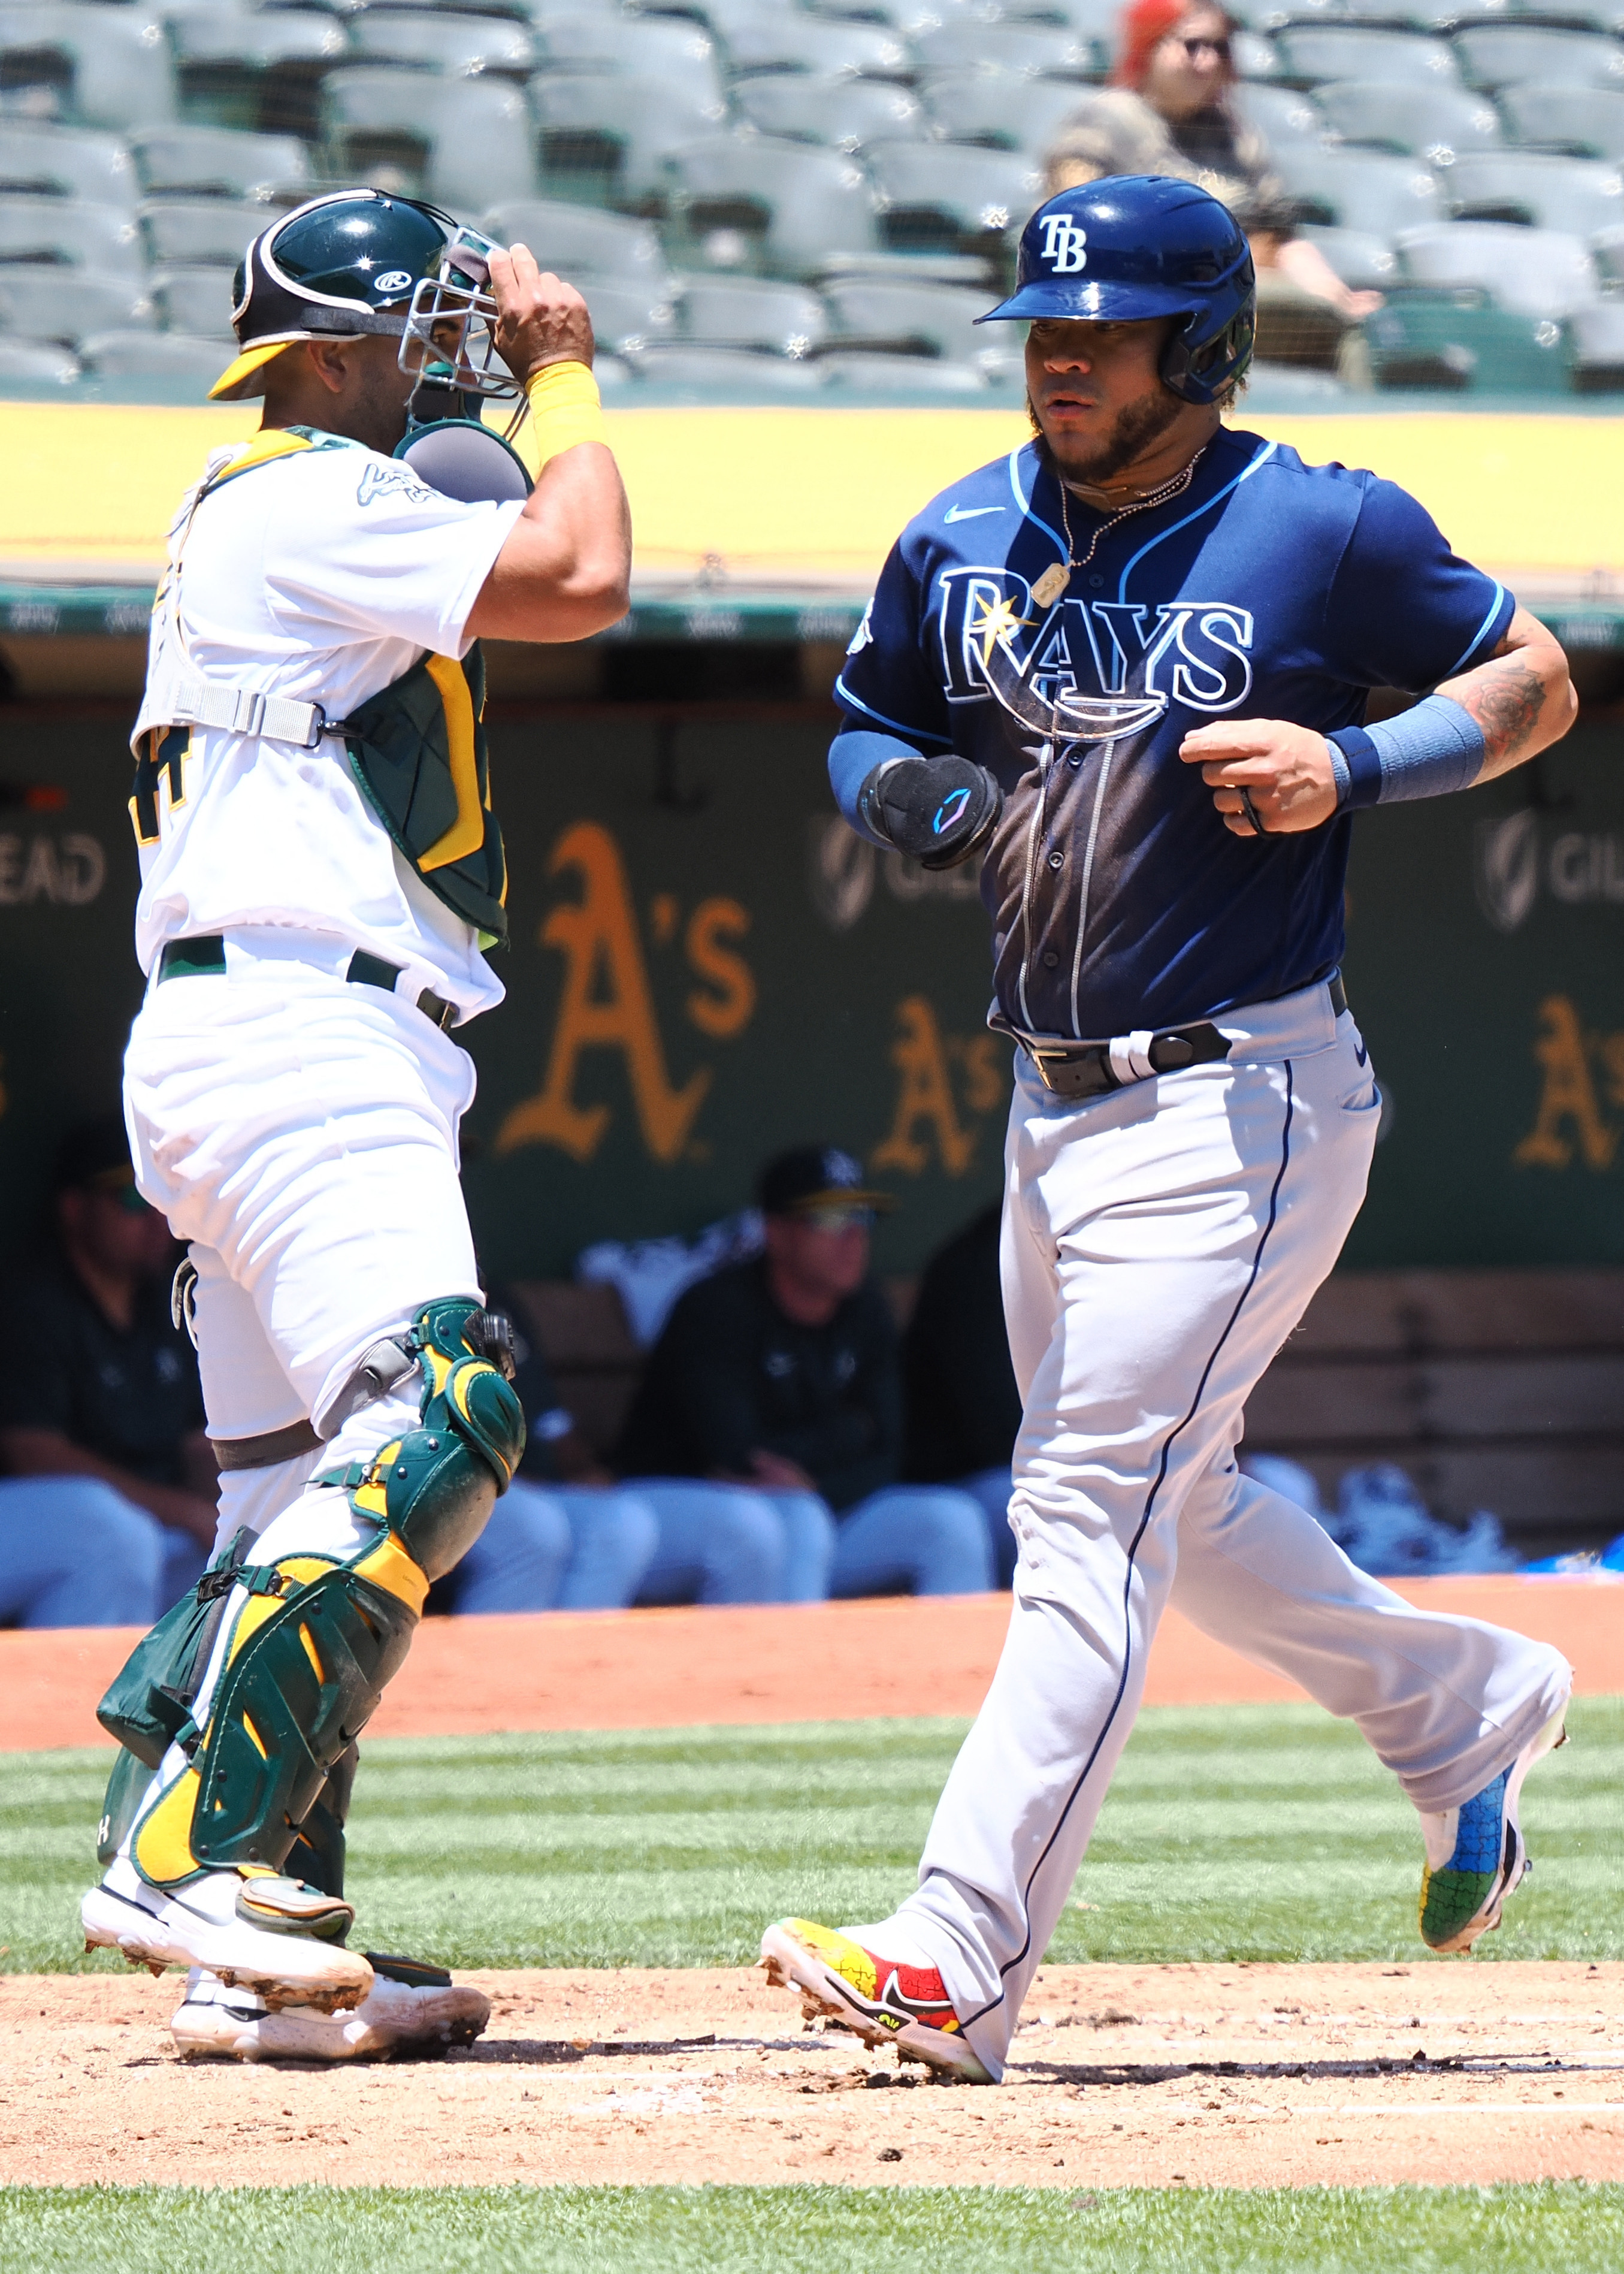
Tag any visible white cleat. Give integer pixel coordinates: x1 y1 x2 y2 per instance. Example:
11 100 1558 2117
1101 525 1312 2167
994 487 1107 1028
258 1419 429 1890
82 1865 373 2013
171 1958 491 2061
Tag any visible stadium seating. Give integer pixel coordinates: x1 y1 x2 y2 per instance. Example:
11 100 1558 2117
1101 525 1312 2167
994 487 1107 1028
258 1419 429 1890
1312 80 1502 163
616 342 827 389
1270 142 1445 234
532 73 722 203
346 11 538 77
321 69 539 205
1398 219 1601 316
1298 222 1398 291
168 11 345 142
1363 293 1572 391
1454 27 1624 90
908 20 1102 78
139 199 265 269
0 336 78 384
0 195 144 276
0 123 138 205
0 6 178 133
921 72 1089 154
718 16 911 80
1500 84 1624 160
822 273 990 357
568 276 679 349
733 73 925 149
482 197 670 281
128 126 312 202
677 271 828 351
148 264 237 339
866 140 1042 252
1230 82 1327 150
1568 297 1624 382
1444 150 1624 234
662 134 881 274
1274 28 1461 89
534 11 725 105
78 328 229 385
819 349 985 388
0 265 155 345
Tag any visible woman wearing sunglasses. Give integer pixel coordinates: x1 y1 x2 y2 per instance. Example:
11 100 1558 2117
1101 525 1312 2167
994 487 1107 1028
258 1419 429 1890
1044 0 1381 375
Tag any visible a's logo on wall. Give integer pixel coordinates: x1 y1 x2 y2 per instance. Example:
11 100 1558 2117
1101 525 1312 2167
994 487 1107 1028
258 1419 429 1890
1475 810 1539 934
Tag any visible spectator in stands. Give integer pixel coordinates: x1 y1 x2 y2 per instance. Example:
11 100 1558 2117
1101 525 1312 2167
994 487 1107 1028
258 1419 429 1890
430 1284 658 1613
902 1201 1022 1588
618 1147 993 1600
1043 0 1380 376
0 1116 213 1627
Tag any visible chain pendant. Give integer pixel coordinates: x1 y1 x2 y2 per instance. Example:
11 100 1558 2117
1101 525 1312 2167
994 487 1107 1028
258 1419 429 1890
1030 561 1070 610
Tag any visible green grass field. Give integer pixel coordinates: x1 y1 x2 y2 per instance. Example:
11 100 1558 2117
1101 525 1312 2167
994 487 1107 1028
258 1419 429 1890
4 1695 1619 1974
2 2184 1624 2274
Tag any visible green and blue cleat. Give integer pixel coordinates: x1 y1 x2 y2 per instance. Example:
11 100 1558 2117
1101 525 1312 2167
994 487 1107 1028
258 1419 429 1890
1417 1705 1569 1954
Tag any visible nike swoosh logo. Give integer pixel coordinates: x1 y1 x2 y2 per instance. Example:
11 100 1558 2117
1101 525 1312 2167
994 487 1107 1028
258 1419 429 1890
943 504 1004 523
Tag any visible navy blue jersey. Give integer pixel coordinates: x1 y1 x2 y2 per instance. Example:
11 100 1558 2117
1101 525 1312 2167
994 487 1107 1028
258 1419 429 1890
836 427 1512 1042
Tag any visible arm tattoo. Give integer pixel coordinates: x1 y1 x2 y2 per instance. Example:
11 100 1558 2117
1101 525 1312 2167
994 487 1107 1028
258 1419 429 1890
1468 657 1546 760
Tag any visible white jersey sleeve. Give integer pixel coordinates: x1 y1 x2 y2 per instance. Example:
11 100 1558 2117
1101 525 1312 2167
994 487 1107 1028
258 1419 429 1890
262 449 524 660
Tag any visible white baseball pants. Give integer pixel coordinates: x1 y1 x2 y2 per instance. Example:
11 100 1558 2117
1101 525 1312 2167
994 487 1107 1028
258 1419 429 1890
866 977 1571 2081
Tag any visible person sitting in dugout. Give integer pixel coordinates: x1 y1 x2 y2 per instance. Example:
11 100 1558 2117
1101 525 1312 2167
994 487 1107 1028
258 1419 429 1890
616 1147 994 1601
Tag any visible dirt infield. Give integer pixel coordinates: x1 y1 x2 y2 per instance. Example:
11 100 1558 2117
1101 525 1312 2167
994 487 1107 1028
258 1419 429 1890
7 1576 1617 1753
1 1962 1618 2190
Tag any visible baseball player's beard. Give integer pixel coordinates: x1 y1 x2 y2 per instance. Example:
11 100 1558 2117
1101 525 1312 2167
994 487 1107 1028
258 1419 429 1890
1028 385 1187 491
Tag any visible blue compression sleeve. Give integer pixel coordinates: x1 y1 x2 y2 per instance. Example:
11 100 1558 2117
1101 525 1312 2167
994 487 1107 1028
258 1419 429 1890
1327 694 1486 810
829 727 921 846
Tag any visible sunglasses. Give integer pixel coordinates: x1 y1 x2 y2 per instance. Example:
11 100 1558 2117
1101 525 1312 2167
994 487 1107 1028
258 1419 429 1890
1175 32 1231 58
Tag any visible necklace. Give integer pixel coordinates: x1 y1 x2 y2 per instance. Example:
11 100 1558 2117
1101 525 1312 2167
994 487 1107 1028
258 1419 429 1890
1030 444 1209 610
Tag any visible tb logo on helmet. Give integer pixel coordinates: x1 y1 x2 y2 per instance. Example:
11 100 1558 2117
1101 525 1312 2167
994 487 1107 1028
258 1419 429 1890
1038 215 1088 274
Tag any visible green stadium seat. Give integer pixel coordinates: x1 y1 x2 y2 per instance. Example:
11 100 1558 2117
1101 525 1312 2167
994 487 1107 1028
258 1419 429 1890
734 73 925 148
1232 29 1283 81
909 21 1103 77
1231 82 1327 149
0 5 177 132
139 198 266 268
1592 216 1624 274
720 16 911 78
168 10 345 143
571 274 678 349
149 264 237 340
531 71 724 203
482 197 670 280
1297 222 1398 290
1453 26 1624 90
0 336 77 383
532 10 724 104
1398 218 1598 314
322 69 539 205
0 264 155 345
1444 149 1624 232
866 139 1042 250
677 271 828 352
1271 141 1445 231
347 10 538 75
1363 291 1571 391
921 72 1096 153
1313 79 1501 161
620 342 828 391
0 194 143 276
0 122 138 205
1569 296 1624 383
663 134 882 275
1275 27 1460 87
822 272 990 357
818 348 986 389
1499 83 1624 160
129 125 314 201
79 327 229 387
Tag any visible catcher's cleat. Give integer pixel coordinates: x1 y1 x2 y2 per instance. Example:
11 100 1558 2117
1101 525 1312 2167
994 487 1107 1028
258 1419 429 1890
760 1917 991 2083
171 1956 491 2062
1418 1704 1570 1955
81 1864 372 2012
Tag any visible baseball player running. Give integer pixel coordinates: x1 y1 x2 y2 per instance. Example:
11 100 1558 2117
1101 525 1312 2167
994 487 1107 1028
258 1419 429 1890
762 176 1576 2085
80 189 630 2060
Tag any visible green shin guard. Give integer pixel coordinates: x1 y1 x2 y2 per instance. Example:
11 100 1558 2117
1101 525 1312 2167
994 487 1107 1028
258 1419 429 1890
283 1743 359 1898
128 1301 522 1893
322 1298 525 1581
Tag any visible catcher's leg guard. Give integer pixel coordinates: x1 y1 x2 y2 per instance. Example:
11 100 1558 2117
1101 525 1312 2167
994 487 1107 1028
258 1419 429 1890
128 1300 522 1893
283 1743 358 1897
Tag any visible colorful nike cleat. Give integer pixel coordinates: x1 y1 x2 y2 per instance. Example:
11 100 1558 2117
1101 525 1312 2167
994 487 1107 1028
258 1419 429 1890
1418 1705 1569 1954
759 1917 991 2082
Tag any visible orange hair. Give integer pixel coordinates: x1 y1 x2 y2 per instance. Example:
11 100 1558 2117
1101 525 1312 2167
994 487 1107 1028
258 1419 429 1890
1112 0 1235 88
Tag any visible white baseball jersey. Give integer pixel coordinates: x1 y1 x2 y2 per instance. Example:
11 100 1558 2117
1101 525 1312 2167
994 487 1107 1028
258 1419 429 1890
131 428 525 1020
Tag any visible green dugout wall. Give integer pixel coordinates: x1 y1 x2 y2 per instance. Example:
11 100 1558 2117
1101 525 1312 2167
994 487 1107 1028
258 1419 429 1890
2 701 1621 1279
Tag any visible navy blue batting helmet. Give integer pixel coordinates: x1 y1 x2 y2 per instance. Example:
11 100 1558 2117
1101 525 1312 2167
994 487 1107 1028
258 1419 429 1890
978 175 1256 406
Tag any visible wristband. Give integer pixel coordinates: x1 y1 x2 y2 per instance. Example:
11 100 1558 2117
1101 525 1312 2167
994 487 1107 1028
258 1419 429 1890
1327 694 1486 811
524 359 609 469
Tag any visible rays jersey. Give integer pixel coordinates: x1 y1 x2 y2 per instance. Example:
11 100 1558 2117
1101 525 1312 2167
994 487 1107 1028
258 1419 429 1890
130 427 525 1020
837 428 1513 1044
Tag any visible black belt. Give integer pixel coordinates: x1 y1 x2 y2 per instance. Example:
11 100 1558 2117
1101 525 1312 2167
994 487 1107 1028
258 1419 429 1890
156 935 458 1031
1023 972 1348 1103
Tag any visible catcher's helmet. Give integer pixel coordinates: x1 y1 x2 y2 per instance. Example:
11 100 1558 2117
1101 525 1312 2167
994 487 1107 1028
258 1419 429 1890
211 188 460 403
977 175 1255 406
